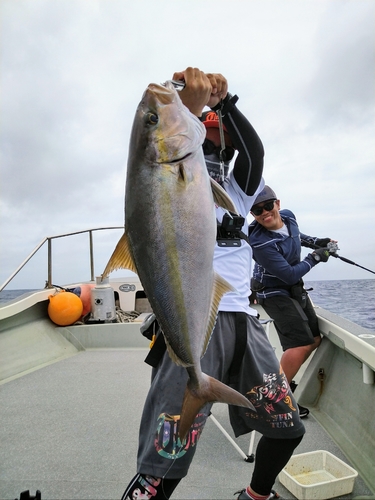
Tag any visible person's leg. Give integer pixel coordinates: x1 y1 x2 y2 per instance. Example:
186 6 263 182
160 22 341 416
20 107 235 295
118 351 209 500
122 474 181 500
277 295 322 387
228 315 305 498
251 435 303 494
261 295 319 382
229 314 305 437
136 351 212 476
302 296 322 365
237 435 303 499
279 335 321 382
123 313 235 499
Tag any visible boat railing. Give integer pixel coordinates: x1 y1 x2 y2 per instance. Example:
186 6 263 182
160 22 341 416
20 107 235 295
0 226 124 292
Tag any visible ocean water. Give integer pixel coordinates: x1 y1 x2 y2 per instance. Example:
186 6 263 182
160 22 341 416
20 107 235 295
0 289 39 306
305 279 375 331
0 279 374 331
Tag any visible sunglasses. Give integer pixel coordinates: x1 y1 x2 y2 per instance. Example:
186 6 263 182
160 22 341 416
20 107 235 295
251 200 276 216
202 139 235 162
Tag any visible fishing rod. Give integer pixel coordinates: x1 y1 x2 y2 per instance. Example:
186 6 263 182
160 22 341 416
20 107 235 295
301 239 375 275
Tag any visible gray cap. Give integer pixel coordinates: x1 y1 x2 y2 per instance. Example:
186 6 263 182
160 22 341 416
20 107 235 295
252 185 277 207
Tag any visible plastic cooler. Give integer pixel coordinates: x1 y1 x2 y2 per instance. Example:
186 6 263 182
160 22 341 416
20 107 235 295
279 450 358 500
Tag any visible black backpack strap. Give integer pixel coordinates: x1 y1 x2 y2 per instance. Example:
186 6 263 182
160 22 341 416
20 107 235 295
144 330 167 368
145 312 249 374
228 312 248 384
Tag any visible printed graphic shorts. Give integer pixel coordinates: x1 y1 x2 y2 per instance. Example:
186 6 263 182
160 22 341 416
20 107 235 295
136 312 305 479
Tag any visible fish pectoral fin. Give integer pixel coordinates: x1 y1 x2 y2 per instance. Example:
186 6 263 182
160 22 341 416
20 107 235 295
102 232 137 277
210 178 238 214
201 272 235 357
178 374 255 441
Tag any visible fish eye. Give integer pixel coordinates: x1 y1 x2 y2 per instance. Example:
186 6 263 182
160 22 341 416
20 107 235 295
146 112 158 125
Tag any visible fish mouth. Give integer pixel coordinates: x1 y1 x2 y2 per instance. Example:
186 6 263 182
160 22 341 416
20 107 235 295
146 83 176 105
168 152 192 164
142 81 204 164
155 151 192 166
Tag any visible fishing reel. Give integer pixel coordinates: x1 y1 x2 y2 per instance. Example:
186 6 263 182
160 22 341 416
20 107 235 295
170 80 185 91
162 80 185 91
327 241 339 254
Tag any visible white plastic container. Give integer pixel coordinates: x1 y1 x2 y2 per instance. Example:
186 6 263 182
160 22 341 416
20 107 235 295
279 450 358 500
90 276 116 322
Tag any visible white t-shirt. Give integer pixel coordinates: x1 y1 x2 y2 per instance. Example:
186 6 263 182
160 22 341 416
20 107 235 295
271 224 288 236
214 173 265 315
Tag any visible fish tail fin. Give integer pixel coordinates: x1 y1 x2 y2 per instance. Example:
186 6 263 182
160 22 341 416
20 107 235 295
178 373 255 441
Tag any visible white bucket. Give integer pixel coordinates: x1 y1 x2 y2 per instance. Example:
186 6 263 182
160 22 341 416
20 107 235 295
279 450 358 500
90 276 116 322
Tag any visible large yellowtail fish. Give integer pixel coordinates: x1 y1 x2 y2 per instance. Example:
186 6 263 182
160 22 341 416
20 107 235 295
103 81 254 440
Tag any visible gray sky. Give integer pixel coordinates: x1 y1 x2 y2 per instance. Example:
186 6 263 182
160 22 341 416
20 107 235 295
1 0 374 289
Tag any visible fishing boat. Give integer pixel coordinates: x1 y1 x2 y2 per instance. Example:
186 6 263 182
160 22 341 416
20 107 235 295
1 227 374 500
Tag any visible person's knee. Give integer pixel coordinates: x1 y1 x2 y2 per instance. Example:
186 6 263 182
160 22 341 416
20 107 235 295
122 475 181 500
313 335 322 349
305 335 321 354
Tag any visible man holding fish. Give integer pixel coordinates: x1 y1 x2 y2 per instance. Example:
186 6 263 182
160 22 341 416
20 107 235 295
106 67 305 500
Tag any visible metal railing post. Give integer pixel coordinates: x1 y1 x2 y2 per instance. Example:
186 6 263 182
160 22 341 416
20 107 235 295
0 226 124 292
47 238 52 288
0 238 48 291
89 230 95 282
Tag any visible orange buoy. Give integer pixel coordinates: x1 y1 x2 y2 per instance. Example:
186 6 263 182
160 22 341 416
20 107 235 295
48 290 83 326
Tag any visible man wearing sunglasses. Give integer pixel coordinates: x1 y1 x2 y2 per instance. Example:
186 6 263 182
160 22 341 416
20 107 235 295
249 185 336 418
122 69 306 500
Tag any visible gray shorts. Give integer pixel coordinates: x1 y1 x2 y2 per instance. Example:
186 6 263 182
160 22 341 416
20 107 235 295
137 311 305 479
261 295 321 351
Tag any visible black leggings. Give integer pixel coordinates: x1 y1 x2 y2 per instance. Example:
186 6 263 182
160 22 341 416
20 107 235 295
250 435 303 495
122 435 302 499
122 474 181 500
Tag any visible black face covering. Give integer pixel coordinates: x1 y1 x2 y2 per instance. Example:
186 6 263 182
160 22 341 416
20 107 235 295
204 153 230 184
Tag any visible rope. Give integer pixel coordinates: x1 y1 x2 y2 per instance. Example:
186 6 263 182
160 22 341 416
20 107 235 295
115 308 141 323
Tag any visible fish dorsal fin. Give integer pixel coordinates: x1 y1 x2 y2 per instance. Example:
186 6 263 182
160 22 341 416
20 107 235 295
210 178 238 214
201 272 235 358
102 232 137 277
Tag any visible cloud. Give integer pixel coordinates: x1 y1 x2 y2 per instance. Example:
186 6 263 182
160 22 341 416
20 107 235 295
1 0 374 288
304 1 375 127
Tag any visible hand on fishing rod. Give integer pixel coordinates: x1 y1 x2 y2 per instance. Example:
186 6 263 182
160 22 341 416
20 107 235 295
173 67 212 117
311 247 330 263
315 238 331 247
302 238 375 274
205 73 228 108
315 238 338 248
172 68 228 115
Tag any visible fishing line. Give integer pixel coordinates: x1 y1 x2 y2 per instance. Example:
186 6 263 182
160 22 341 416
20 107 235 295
301 240 375 275
161 441 185 498
217 104 226 184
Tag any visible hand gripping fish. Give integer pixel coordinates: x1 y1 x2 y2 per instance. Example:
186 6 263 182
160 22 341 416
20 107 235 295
102 81 255 440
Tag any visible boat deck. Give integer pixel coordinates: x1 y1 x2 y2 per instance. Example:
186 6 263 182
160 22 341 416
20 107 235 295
1 348 373 500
